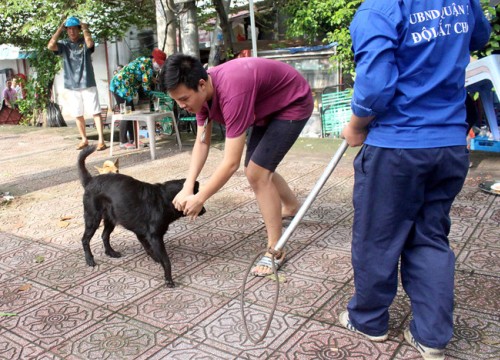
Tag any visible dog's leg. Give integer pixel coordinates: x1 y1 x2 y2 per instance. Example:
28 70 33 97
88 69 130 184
102 217 121 259
136 234 159 262
148 234 174 288
81 211 101 267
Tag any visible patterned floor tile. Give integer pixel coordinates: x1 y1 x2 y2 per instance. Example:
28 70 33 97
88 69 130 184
0 241 69 277
450 203 489 225
454 270 500 314
174 226 243 256
219 230 308 265
0 276 60 315
456 245 500 276
86 230 145 261
269 320 400 359
1 293 111 350
244 273 343 318
205 211 265 235
314 224 354 251
185 300 306 358
282 221 333 245
302 203 354 225
52 313 176 360
455 186 493 204
120 287 230 335
23 253 114 291
286 245 353 283
0 231 29 252
482 202 500 224
122 247 212 283
0 330 52 359
468 226 500 248
447 308 500 359
312 285 411 339
65 267 163 311
148 336 236 360
448 221 476 242
181 257 256 298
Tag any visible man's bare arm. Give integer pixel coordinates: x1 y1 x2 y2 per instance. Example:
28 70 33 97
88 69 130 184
47 20 65 51
81 23 94 49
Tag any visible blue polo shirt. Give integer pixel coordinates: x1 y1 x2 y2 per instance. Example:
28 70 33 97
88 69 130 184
350 0 491 148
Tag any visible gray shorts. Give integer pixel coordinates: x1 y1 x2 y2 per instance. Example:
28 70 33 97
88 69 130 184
244 118 308 172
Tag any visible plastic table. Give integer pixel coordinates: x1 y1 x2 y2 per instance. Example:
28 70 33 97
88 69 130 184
110 110 182 160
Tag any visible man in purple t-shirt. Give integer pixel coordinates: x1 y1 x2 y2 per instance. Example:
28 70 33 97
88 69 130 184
2 80 18 109
162 54 313 276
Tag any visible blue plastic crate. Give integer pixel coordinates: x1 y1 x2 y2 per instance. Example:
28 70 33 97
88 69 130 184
139 129 149 138
471 137 500 152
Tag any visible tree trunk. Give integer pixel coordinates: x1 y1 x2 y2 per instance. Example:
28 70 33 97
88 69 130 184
208 0 232 67
178 1 199 58
157 0 177 55
165 0 177 55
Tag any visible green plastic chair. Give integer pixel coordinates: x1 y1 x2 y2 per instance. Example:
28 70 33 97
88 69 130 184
150 91 176 135
320 88 352 138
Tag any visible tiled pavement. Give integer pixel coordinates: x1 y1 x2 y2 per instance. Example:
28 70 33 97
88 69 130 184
0 125 499 359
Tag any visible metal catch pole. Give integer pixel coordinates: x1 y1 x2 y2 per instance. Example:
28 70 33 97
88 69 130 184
274 140 349 252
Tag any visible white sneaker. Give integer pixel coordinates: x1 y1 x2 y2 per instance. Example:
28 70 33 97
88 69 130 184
338 311 388 342
404 328 445 360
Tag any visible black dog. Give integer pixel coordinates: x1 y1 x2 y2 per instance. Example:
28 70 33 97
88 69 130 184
77 145 205 287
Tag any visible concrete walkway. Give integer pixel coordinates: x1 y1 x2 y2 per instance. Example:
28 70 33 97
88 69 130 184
0 123 499 359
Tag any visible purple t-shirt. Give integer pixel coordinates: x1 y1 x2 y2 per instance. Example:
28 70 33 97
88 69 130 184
2 87 17 103
196 58 314 138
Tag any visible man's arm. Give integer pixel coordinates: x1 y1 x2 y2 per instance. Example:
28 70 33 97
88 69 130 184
195 132 245 204
81 23 94 49
341 114 374 147
47 20 65 51
172 121 213 211
176 122 246 219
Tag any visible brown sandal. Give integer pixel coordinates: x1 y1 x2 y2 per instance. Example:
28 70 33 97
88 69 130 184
76 142 88 150
96 143 107 151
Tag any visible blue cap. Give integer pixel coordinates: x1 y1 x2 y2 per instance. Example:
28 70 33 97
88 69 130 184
65 17 81 28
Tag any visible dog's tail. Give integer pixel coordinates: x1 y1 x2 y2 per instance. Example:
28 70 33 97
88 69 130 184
77 145 97 187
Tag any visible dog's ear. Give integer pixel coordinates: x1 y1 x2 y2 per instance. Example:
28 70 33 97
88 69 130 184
114 158 119 168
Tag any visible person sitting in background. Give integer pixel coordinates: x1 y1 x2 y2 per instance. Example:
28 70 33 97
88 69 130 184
12 78 23 100
109 48 166 150
2 80 17 109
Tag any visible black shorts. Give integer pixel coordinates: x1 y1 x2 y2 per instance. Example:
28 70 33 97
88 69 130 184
244 118 308 172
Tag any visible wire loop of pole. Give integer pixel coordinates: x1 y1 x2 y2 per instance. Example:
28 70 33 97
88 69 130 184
240 249 281 344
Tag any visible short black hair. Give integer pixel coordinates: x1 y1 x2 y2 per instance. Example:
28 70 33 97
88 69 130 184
159 53 208 92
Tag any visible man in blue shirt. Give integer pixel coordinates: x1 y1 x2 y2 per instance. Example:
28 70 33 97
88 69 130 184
340 1 490 359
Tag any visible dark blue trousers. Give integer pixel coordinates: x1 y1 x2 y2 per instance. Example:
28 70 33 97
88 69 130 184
347 145 469 349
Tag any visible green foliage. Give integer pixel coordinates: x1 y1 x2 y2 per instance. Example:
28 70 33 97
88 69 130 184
16 46 61 125
0 0 155 124
473 0 500 58
280 0 361 78
281 0 498 79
